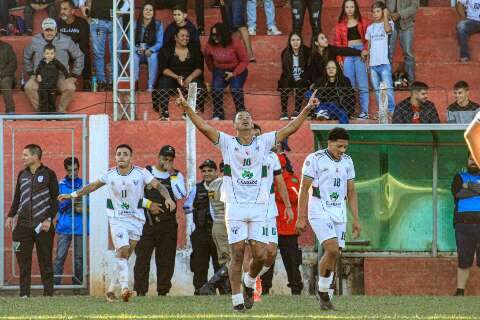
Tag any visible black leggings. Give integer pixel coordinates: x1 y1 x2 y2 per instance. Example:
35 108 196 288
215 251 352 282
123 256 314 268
291 0 322 38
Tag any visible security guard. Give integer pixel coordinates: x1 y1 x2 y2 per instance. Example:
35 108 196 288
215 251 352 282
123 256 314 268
133 145 186 296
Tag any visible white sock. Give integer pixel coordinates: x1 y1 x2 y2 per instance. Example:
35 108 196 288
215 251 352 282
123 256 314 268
232 293 244 306
108 258 119 292
257 265 271 277
318 274 333 292
117 257 129 290
243 272 256 289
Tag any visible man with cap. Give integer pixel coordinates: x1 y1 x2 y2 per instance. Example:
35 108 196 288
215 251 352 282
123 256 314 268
24 18 84 113
24 0 58 36
133 145 186 296
183 159 223 295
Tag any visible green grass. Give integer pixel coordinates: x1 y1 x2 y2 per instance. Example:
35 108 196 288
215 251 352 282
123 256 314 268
0 296 479 319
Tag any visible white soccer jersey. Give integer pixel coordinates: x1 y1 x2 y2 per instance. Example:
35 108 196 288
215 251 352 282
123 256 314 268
266 151 282 218
302 149 355 223
99 166 154 221
216 131 277 204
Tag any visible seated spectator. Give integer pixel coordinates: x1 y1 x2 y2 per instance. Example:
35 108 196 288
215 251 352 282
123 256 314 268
204 22 249 120
447 81 480 124
290 0 322 40
0 37 17 113
221 0 255 61
24 0 57 36
24 18 84 113
392 81 440 123
164 6 200 48
247 0 282 36
153 27 206 121
311 60 355 124
456 0 480 62
57 0 91 91
278 32 310 120
134 2 164 91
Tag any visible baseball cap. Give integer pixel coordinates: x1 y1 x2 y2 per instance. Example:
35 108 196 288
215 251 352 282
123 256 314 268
41 18 57 31
159 145 175 158
199 159 217 170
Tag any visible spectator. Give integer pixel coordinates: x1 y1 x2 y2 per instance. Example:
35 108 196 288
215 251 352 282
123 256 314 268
221 0 255 61
0 0 9 35
57 0 91 91
392 81 440 123
134 2 164 92
134 145 186 297
153 27 206 120
365 1 395 114
54 157 87 287
6 144 59 297
456 0 480 62
311 60 356 124
247 0 282 36
35 44 69 113
451 153 480 296
0 37 17 114
24 18 84 113
335 0 370 119
278 32 310 120
193 0 206 35
24 0 57 36
163 6 200 48
290 0 322 40
204 23 249 120
80 0 129 91
447 81 480 124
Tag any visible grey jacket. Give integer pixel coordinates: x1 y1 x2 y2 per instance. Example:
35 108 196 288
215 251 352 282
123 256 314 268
23 33 84 77
380 0 419 30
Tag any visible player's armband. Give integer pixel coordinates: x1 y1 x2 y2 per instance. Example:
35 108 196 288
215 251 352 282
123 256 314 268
141 198 153 209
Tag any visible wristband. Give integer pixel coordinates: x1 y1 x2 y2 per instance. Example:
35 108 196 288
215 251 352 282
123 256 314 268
71 191 78 198
142 198 153 209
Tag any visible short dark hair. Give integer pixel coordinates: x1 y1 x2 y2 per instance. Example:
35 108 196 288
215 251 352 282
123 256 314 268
253 123 262 133
116 144 133 154
64 157 79 170
328 127 350 141
174 26 190 38
372 1 386 10
410 81 429 92
233 110 251 123
454 80 469 91
60 0 75 8
24 144 42 160
43 43 55 52
172 5 186 13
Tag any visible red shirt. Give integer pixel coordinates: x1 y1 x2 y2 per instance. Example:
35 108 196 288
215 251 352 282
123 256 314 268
204 38 249 76
412 104 420 123
275 170 300 236
335 17 371 63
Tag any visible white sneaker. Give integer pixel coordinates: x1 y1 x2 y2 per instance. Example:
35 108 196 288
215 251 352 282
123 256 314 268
267 26 282 36
357 112 369 120
316 110 330 120
248 27 256 36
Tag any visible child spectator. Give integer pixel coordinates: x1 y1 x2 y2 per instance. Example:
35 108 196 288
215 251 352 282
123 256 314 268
164 6 200 48
35 44 69 113
456 0 480 62
392 81 440 124
24 0 57 35
447 81 480 124
247 0 282 36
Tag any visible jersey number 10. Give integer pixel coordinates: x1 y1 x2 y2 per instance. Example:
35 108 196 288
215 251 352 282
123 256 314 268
243 158 251 166
333 178 341 187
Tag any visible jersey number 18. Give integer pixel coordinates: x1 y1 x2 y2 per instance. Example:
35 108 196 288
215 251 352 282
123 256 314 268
333 178 341 187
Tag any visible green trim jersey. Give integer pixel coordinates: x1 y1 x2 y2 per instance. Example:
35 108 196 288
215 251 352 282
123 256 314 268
302 149 355 223
216 131 277 204
266 151 282 218
99 166 154 221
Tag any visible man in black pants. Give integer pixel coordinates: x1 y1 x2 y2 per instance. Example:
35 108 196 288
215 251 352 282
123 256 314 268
184 159 221 295
134 145 186 296
6 144 59 297
24 0 57 35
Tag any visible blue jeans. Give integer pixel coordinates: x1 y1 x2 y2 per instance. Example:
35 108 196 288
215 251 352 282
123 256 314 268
389 26 415 83
212 68 248 119
343 43 369 114
134 51 158 90
223 0 247 30
247 0 276 29
316 102 349 124
370 64 395 113
457 19 480 59
54 234 83 285
90 19 122 83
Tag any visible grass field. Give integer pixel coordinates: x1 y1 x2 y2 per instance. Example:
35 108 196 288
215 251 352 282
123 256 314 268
0 295 479 319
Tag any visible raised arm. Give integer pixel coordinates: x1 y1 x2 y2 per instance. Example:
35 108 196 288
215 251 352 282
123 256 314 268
147 178 176 211
347 180 361 238
58 180 105 201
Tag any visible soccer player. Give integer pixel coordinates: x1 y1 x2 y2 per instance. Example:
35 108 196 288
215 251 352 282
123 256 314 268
296 127 361 310
58 144 175 302
175 88 318 312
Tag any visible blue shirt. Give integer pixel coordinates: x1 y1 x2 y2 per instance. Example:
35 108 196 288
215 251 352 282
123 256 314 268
134 20 164 53
56 176 89 235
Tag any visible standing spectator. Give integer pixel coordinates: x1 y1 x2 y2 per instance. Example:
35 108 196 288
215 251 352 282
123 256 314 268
365 1 395 114
0 0 9 35
80 0 129 91
0 37 17 114
153 27 206 120
204 23 249 120
24 0 57 36
451 153 480 296
6 144 59 297
335 0 370 119
24 18 84 113
134 145 186 297
380 0 418 84
278 32 310 120
447 81 480 124
134 2 164 92
57 0 91 91
456 0 480 62
163 6 200 48
184 159 221 295
392 81 440 123
54 157 87 287
247 0 282 36
290 0 322 40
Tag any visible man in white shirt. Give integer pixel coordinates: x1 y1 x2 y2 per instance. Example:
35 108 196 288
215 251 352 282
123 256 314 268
175 88 318 312
296 128 361 311
456 0 480 62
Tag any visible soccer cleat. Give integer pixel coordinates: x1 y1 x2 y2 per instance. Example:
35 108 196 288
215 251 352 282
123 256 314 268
233 304 246 313
106 291 116 303
254 278 262 302
243 280 255 309
317 291 335 311
121 288 132 302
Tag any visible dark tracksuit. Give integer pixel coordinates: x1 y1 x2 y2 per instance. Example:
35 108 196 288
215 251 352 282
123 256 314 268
8 165 59 297
35 58 69 113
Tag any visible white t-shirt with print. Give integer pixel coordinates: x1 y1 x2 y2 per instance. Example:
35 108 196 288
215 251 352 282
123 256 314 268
365 21 394 67
459 0 480 21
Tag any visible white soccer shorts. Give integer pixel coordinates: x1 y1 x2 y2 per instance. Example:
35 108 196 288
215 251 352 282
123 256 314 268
109 217 144 250
225 203 269 244
309 215 346 249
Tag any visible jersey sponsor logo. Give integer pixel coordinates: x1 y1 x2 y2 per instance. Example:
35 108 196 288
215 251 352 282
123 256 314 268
121 202 130 210
237 170 258 186
37 176 44 183
329 192 339 201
